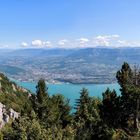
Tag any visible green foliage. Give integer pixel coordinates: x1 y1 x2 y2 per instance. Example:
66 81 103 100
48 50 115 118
116 62 140 131
116 62 133 88
0 73 32 113
2 115 50 140
1 62 140 139
74 88 110 139
99 88 121 128
36 78 48 104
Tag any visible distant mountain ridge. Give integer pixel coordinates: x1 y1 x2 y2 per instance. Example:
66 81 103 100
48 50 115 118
5 48 75 57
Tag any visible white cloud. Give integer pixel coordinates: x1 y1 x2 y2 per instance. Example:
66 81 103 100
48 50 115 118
78 38 89 43
43 41 52 47
58 39 68 46
31 40 43 47
92 35 140 48
21 42 28 47
20 35 140 49
77 38 90 47
94 36 110 46
31 40 52 47
93 35 120 47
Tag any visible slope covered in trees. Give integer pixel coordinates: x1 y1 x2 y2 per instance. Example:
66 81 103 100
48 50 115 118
0 63 140 139
0 73 32 113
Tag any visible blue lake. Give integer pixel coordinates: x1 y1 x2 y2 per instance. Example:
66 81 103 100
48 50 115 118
15 81 121 108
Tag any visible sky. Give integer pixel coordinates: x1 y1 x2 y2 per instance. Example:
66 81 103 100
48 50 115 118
0 0 140 48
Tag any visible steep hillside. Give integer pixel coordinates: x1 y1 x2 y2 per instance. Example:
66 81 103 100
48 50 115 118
0 73 32 112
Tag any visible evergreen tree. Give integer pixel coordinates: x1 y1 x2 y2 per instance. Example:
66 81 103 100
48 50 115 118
35 79 49 119
74 88 103 139
116 62 133 90
41 94 72 128
116 62 140 131
36 79 48 104
99 88 121 128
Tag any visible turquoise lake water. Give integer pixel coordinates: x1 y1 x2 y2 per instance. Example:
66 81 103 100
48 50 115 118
15 81 121 109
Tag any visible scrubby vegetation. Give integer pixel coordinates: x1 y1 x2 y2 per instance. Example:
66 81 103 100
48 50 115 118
0 73 32 112
0 62 140 139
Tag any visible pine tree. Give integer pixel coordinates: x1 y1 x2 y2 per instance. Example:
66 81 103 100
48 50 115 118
36 79 48 104
116 62 140 131
74 88 102 139
116 62 133 90
99 88 121 128
36 79 49 119
74 88 90 121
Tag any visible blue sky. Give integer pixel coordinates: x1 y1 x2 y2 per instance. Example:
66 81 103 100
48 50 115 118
0 0 140 48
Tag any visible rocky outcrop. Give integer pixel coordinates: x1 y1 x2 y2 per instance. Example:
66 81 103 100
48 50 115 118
0 102 19 128
9 108 19 120
0 73 31 129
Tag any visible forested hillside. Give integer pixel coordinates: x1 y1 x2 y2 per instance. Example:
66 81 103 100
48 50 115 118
0 62 140 139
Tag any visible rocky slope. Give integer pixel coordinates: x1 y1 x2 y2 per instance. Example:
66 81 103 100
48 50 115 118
0 73 32 113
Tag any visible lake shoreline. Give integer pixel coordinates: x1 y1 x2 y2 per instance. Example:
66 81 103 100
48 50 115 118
13 80 121 108
10 77 117 85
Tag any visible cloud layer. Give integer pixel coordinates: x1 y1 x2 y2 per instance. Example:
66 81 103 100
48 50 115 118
20 35 140 49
